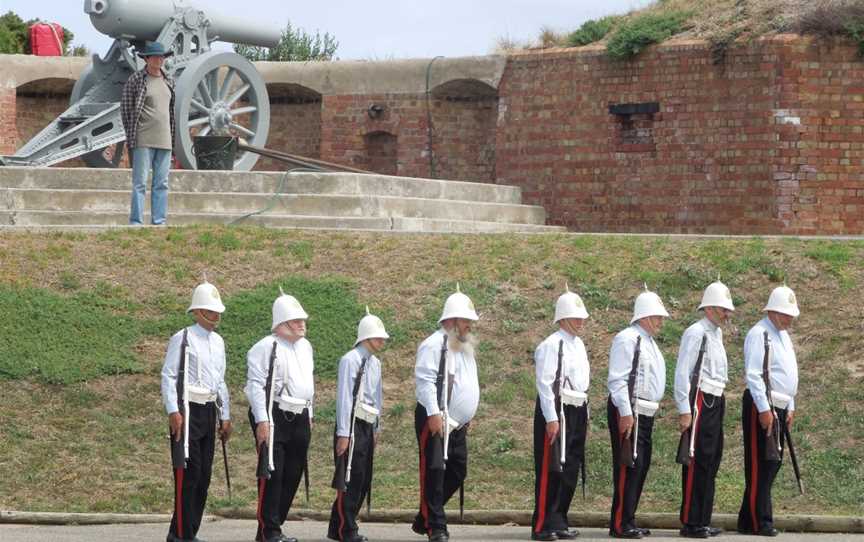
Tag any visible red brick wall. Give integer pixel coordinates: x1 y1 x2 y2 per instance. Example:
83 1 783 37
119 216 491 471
15 92 87 167
254 100 322 171
0 87 17 155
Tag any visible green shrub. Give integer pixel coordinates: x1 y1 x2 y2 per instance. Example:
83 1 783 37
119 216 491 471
845 20 864 57
606 11 691 60
568 15 621 46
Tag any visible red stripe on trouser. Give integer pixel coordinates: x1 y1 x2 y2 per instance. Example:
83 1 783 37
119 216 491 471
337 490 346 540
257 477 266 538
418 425 430 533
682 391 703 525
613 411 627 535
175 468 184 539
749 403 760 531
534 434 552 533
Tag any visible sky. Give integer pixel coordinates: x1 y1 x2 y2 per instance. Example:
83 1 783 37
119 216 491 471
0 0 654 60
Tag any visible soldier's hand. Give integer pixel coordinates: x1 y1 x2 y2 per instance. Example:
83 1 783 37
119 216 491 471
219 420 233 442
335 436 350 456
619 415 634 438
787 411 794 429
758 410 775 434
678 414 692 433
428 413 444 436
169 412 183 442
545 420 560 442
256 422 270 449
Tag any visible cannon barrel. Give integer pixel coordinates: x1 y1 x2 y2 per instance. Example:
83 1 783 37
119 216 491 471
84 0 281 48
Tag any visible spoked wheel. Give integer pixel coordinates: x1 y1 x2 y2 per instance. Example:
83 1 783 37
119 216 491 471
173 51 270 171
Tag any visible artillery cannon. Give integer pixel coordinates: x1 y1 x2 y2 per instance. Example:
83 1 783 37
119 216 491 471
1 0 278 170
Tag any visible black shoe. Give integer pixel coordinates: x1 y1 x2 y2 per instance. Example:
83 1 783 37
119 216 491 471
679 525 709 539
610 528 643 539
555 528 579 539
429 529 449 542
344 536 368 542
706 527 723 537
531 531 558 541
757 527 779 537
412 521 427 536
265 536 298 542
637 527 651 536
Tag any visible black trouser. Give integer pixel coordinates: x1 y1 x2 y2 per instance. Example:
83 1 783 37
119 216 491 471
680 392 725 528
607 396 655 535
412 403 468 534
328 419 375 540
249 407 311 542
738 389 787 533
532 398 588 535
168 402 217 541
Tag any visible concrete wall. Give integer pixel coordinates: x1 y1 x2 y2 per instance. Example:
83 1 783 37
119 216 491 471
2 36 863 235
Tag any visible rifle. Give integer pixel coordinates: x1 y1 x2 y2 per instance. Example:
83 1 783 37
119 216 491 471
619 336 641 468
762 332 782 462
216 397 232 502
677 335 707 466
783 421 804 495
549 340 565 473
171 329 190 470
344 357 369 488
256 341 278 479
435 335 450 462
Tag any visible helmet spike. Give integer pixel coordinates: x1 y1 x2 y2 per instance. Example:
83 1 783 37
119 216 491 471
456 282 461 293
202 270 209 283
365 305 370 315
279 285 286 296
643 282 649 292
565 282 571 293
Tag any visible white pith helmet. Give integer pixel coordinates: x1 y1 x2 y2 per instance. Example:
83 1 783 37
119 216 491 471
438 283 479 323
355 306 390 346
554 283 589 322
187 279 225 314
272 287 309 331
763 285 800 318
631 284 670 324
698 280 735 312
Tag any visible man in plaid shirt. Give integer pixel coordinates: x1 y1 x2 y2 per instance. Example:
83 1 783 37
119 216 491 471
121 42 176 225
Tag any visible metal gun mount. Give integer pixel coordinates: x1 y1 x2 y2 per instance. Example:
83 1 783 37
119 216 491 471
1 0 279 170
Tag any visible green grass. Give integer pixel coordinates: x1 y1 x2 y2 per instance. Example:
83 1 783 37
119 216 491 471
568 15 621 46
606 10 692 60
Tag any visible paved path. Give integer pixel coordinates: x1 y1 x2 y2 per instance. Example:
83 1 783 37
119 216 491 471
1 520 862 541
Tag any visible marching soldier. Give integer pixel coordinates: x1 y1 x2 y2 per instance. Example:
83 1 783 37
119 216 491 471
161 280 232 542
531 287 590 541
675 282 734 538
245 290 315 542
412 286 481 542
328 308 389 542
737 286 800 537
607 288 669 539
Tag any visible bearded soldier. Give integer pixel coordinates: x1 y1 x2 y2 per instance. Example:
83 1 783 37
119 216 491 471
737 286 801 537
328 308 389 542
607 288 669 540
675 282 734 538
161 280 232 542
245 290 315 542
531 287 590 541
412 286 480 542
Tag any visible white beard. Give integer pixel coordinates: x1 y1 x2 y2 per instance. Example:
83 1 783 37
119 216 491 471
446 328 477 358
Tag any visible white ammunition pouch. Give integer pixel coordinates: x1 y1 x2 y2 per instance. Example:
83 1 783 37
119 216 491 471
446 415 462 435
699 377 726 397
770 390 793 410
187 384 217 405
277 392 310 414
561 388 588 407
355 402 380 425
634 398 660 417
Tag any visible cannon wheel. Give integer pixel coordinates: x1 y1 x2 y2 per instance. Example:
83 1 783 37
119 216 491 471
174 51 270 171
70 65 128 168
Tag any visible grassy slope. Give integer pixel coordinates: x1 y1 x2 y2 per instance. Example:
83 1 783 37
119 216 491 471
0 227 862 516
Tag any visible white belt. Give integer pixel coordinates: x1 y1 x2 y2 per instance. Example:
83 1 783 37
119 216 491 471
635 398 660 417
446 416 463 434
561 388 588 407
355 402 379 425
187 385 217 405
771 390 793 410
699 377 726 397
277 393 310 414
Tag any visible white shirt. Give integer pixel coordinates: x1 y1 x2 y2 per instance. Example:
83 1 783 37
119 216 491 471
161 324 230 420
674 318 728 414
608 324 666 417
415 329 480 426
534 329 590 422
744 317 798 413
245 335 315 424
335 345 383 437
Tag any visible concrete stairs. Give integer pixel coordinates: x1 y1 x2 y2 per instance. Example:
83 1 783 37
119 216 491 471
0 168 562 233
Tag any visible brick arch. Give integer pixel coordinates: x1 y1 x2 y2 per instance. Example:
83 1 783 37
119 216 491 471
430 78 498 100
363 131 398 176
255 83 324 170
13 77 78 158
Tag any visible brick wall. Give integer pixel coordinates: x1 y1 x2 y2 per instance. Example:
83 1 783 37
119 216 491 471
254 97 322 171
14 91 88 167
0 87 16 155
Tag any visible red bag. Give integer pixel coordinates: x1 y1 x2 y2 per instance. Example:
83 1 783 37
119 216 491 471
29 23 64 56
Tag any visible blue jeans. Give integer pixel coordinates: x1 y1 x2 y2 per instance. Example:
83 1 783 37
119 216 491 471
130 147 171 225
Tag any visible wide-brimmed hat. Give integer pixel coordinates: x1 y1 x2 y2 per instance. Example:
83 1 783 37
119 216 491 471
138 42 173 58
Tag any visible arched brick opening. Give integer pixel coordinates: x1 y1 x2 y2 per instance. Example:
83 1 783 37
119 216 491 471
15 78 77 153
363 131 398 175
257 83 323 171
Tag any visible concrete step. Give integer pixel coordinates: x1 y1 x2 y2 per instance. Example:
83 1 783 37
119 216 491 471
3 188 549 225
0 167 524 204
0 211 565 232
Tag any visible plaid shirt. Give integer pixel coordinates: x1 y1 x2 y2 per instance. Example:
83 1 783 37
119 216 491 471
120 68 176 151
